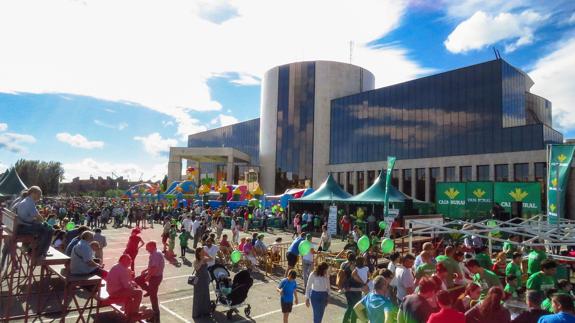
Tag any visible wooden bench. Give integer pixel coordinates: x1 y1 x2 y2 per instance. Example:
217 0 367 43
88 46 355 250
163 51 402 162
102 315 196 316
42 263 102 323
1 207 38 322
97 282 153 323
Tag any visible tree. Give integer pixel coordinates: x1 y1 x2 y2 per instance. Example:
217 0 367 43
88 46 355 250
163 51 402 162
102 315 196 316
14 159 65 196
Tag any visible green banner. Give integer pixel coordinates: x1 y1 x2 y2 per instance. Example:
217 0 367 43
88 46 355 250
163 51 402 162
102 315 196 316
384 156 396 217
465 182 493 217
436 182 466 218
494 182 542 216
547 145 575 223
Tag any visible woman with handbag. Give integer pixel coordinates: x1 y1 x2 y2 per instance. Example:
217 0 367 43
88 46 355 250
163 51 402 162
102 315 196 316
192 246 212 318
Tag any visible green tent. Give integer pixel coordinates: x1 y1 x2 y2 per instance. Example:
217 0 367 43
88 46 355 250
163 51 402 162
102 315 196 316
0 168 28 196
344 170 423 205
295 174 351 203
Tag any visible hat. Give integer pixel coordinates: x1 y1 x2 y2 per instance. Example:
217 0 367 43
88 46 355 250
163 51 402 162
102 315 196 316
306 234 312 240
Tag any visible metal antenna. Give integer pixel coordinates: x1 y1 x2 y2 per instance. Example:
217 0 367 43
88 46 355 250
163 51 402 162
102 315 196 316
349 41 354 64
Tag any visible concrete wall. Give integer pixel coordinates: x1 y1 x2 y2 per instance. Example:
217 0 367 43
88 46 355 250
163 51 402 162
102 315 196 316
312 61 374 191
259 67 279 193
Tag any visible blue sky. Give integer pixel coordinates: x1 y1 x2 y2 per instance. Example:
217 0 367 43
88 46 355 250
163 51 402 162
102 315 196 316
0 0 574 181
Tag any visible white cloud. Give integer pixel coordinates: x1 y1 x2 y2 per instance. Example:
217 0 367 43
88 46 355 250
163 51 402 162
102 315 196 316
0 123 36 153
134 133 178 157
94 119 128 130
444 10 546 53
56 132 104 149
0 0 429 139
529 37 575 131
442 0 532 19
210 114 239 127
0 163 7 173
568 13 575 25
62 158 167 182
162 120 175 127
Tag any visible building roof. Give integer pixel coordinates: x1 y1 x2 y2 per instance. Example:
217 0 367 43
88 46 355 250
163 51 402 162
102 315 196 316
295 174 351 203
0 168 28 196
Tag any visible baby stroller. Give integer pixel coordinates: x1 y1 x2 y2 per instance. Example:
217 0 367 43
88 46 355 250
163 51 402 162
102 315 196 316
209 265 253 319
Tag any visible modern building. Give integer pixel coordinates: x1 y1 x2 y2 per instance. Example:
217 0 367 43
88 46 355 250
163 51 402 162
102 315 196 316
179 58 567 212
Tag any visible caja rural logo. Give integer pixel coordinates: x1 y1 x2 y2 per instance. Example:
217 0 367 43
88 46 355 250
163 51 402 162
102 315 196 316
438 187 465 205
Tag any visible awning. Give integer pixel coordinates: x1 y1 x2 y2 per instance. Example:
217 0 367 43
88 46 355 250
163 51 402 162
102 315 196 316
293 174 351 203
343 170 423 204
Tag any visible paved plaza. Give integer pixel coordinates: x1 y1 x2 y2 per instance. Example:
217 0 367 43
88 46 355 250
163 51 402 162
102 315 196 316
72 224 348 323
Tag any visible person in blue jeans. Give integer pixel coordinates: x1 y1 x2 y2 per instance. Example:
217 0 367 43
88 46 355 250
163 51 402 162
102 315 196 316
278 270 299 323
538 294 575 323
305 262 330 323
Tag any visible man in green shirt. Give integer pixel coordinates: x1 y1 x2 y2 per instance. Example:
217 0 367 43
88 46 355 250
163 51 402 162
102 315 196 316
526 259 557 293
436 246 461 288
541 279 572 312
415 251 436 284
466 259 501 299
474 246 493 269
505 252 523 284
527 245 547 275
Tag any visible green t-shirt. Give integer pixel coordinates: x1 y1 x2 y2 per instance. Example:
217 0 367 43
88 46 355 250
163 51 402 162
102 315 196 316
506 262 523 282
527 250 547 275
541 292 569 312
179 232 189 247
415 263 436 280
474 269 501 299
504 283 518 298
526 272 556 293
503 241 517 256
438 256 460 288
475 253 493 269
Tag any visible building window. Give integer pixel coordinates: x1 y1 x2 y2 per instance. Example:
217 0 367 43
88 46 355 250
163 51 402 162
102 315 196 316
534 162 546 182
495 164 509 182
460 166 472 182
430 167 439 203
477 165 490 181
514 163 529 182
444 167 455 182
415 168 426 201
391 169 399 188
403 169 412 196
357 171 365 193
337 172 344 189
367 170 376 187
346 171 354 194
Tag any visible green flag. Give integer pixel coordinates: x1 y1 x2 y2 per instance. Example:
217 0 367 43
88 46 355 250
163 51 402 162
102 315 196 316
547 144 575 223
384 156 396 217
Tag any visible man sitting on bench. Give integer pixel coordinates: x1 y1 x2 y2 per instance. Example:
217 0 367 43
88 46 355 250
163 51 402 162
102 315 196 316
107 254 143 319
70 231 107 278
12 186 53 263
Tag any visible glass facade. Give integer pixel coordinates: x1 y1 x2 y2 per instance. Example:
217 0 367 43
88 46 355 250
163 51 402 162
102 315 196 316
330 60 563 165
275 62 315 193
534 162 546 182
346 171 353 194
514 163 529 182
403 169 412 196
430 167 439 203
415 168 425 201
477 165 490 181
460 166 472 182
495 164 509 181
391 169 399 188
444 167 456 181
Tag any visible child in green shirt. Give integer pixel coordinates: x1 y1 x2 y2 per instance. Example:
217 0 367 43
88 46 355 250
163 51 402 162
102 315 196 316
504 275 519 299
474 246 493 269
506 252 523 285
179 230 189 258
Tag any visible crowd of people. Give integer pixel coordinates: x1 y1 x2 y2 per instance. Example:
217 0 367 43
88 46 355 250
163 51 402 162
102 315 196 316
2 186 575 323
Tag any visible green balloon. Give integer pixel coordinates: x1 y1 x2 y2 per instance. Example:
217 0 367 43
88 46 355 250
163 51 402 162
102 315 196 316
378 221 387 230
298 240 311 256
381 238 394 254
357 235 370 253
66 222 75 231
230 250 242 264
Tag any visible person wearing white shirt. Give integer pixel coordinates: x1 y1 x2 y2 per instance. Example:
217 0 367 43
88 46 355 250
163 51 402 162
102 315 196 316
302 234 316 288
191 217 201 238
182 215 193 234
203 238 219 268
395 254 416 302
305 262 330 323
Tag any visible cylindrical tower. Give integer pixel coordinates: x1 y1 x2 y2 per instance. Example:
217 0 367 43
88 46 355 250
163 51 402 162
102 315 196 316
259 61 374 194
